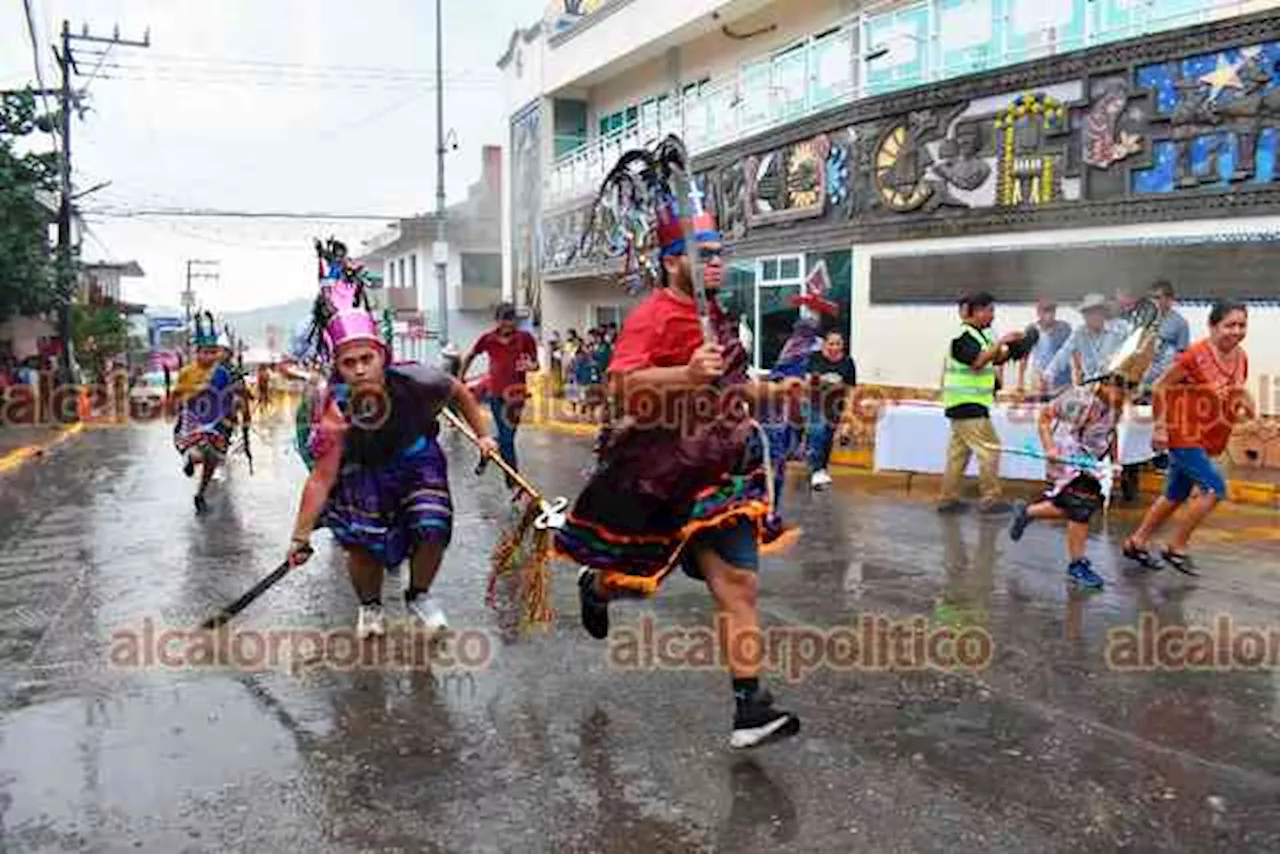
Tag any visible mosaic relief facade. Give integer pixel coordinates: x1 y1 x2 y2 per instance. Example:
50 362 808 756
541 12 1280 277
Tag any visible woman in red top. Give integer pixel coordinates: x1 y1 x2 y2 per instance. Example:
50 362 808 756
1124 301 1255 574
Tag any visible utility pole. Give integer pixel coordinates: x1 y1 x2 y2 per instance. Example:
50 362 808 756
183 260 220 325
432 0 449 349
55 20 150 386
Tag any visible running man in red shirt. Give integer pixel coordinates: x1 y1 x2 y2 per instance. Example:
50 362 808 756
460 303 539 484
1124 300 1255 575
554 135 803 750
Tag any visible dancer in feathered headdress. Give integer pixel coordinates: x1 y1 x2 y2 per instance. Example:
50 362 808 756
173 310 237 513
553 135 802 750
282 238 498 640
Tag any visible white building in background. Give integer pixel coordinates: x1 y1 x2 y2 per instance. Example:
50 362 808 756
360 147 504 361
499 0 1280 412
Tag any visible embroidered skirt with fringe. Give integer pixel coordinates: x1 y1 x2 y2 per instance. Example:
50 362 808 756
553 425 798 597
173 408 233 460
317 434 453 569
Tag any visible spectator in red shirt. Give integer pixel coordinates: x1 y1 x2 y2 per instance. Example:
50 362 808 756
1124 301 1254 574
460 302 539 482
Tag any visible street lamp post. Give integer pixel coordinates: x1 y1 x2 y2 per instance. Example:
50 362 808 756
433 0 449 351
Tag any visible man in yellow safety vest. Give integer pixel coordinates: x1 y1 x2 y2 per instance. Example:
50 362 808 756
938 292 1024 514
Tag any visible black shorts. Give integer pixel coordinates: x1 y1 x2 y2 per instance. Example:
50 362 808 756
1050 475 1103 523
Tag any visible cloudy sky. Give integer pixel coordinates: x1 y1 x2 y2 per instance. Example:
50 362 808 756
1 0 546 313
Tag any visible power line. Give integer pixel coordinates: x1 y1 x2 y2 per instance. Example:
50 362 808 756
70 48 500 79
20 0 57 146
84 59 495 84
91 72 497 92
84 207 403 221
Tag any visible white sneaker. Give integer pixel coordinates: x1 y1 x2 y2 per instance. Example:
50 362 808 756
406 594 449 637
810 470 833 490
356 604 386 639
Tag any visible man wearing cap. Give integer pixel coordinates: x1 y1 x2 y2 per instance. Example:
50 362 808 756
460 303 540 483
1020 298 1072 395
1043 293 1127 391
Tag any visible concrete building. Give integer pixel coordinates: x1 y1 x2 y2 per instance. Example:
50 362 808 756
500 0 1280 412
79 261 146 309
360 146 504 362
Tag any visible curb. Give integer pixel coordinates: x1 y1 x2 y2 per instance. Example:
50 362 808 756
0 423 86 476
526 419 1278 510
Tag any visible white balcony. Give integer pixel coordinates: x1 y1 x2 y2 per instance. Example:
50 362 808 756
542 0 1260 208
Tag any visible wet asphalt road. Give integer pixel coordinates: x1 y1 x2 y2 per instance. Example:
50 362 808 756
1 415 1279 853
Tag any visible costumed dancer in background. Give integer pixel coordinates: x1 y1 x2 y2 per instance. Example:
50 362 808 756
554 136 803 750
760 276 837 532
285 239 498 639
173 312 237 513
1123 300 1254 575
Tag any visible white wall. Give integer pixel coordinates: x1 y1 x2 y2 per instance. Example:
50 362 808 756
541 277 642 339
851 216 1280 415
0 315 55 361
543 0 735 94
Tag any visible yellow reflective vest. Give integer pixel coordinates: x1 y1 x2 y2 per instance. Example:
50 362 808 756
942 324 996 410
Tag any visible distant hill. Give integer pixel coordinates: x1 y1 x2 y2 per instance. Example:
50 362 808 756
220 299 314 351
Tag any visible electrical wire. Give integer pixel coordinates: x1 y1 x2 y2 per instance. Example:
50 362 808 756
69 48 499 80
84 59 494 84
20 0 59 147
91 72 497 92
83 208 403 221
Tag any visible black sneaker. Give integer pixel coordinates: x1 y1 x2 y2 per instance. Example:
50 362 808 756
183 457 195 478
731 694 800 749
577 567 609 640
1009 501 1031 542
194 494 208 514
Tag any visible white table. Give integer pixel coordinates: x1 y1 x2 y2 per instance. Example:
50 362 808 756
874 401 1155 481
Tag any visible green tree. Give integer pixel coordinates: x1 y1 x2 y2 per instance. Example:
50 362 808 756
0 89 61 323
72 303 129 378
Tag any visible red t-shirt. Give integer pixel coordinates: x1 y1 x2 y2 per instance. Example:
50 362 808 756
1162 339 1248 456
473 330 538 400
609 289 714 375
609 288 746 427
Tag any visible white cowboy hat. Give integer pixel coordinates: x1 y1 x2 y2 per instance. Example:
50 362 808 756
1080 293 1108 312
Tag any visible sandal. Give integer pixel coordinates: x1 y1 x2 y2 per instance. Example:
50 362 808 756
1122 539 1161 569
1161 547 1199 577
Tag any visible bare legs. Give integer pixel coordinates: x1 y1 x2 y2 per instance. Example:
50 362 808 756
699 548 761 681
346 547 384 604
1128 491 1218 556
1023 501 1088 562
409 540 446 594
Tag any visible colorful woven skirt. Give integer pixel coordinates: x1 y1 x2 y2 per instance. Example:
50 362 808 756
317 434 452 569
173 408 233 460
553 428 779 597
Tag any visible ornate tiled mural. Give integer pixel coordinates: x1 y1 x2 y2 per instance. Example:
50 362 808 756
541 13 1280 277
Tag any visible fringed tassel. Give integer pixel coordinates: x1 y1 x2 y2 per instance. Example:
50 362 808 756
486 496 556 633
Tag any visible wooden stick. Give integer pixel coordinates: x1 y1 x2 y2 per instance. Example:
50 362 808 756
440 406 545 502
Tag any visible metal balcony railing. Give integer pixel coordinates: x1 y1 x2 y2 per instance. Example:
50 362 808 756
542 0 1253 207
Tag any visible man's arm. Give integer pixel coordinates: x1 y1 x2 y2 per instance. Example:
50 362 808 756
523 333 540 373
458 337 484 382
289 403 345 545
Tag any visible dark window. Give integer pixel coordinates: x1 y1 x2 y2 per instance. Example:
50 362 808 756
461 253 502 286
